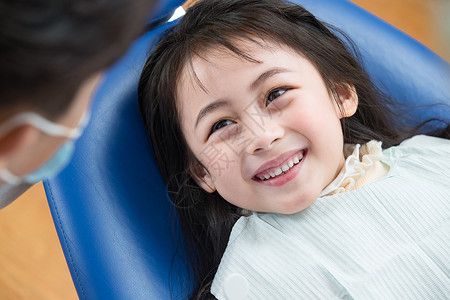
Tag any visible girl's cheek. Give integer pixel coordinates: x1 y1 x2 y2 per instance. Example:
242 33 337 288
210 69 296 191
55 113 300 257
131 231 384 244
212 124 255 154
217 124 241 141
205 150 237 180
197 141 238 178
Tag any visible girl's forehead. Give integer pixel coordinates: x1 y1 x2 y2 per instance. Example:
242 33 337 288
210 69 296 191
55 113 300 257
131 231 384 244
205 39 288 59
176 39 321 101
177 45 256 97
181 39 300 78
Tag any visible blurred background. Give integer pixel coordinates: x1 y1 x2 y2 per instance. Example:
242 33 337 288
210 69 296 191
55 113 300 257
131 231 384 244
0 0 448 299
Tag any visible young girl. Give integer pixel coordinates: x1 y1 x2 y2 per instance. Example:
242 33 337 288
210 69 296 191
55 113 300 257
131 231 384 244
138 0 450 298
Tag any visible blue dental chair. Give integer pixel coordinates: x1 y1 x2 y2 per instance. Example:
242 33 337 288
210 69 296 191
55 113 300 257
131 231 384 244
43 0 450 299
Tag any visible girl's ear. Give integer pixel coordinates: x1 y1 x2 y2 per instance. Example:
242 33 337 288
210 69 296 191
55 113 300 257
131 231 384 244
190 161 216 193
336 84 358 118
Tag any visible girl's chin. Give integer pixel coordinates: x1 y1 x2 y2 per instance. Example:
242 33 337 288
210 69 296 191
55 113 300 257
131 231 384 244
260 194 319 215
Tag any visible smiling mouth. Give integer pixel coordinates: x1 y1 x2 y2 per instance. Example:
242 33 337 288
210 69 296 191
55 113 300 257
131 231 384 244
253 150 306 181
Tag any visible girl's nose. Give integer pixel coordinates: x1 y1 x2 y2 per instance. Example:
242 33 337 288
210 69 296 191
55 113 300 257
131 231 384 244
246 120 284 154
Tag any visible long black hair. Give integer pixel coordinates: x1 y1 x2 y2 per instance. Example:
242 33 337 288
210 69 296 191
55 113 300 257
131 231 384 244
138 0 448 298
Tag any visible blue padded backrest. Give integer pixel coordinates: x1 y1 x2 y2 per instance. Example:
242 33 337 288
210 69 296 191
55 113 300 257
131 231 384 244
297 0 450 125
44 0 449 299
44 22 188 299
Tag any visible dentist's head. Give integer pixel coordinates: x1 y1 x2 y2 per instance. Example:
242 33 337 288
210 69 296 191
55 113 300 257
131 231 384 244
0 0 158 207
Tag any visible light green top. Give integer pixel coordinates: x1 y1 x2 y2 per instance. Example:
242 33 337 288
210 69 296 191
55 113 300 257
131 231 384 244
211 135 450 299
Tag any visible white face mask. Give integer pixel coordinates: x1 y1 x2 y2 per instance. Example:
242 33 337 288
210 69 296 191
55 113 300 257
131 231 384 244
0 111 90 186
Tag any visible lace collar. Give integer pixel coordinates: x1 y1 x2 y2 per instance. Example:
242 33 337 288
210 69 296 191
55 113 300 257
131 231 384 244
320 140 383 197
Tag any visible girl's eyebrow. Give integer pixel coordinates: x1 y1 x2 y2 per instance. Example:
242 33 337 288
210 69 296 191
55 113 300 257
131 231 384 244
250 67 290 90
195 99 229 128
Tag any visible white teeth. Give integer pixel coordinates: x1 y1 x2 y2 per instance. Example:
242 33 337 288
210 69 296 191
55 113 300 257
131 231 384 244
274 168 282 176
256 151 305 181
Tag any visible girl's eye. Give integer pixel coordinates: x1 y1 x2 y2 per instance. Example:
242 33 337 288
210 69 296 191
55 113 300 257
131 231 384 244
266 87 288 106
210 119 234 135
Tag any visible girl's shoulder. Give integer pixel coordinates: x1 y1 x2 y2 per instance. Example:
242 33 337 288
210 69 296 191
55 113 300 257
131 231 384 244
383 134 450 160
398 134 449 147
381 135 450 183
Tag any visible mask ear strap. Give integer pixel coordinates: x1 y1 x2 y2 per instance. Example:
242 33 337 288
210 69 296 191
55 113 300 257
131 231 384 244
0 169 21 185
0 111 89 139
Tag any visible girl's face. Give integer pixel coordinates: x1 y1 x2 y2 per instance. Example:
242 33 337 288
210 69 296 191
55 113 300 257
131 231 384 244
177 40 357 214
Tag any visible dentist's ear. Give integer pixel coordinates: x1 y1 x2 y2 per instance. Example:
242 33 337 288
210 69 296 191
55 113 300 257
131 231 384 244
0 124 37 164
190 161 216 193
336 83 358 118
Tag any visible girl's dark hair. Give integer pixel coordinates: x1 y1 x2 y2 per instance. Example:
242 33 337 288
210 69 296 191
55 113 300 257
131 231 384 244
0 0 155 120
138 0 448 298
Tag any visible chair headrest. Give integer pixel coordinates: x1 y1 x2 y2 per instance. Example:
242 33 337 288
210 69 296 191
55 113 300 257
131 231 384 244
149 0 185 26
